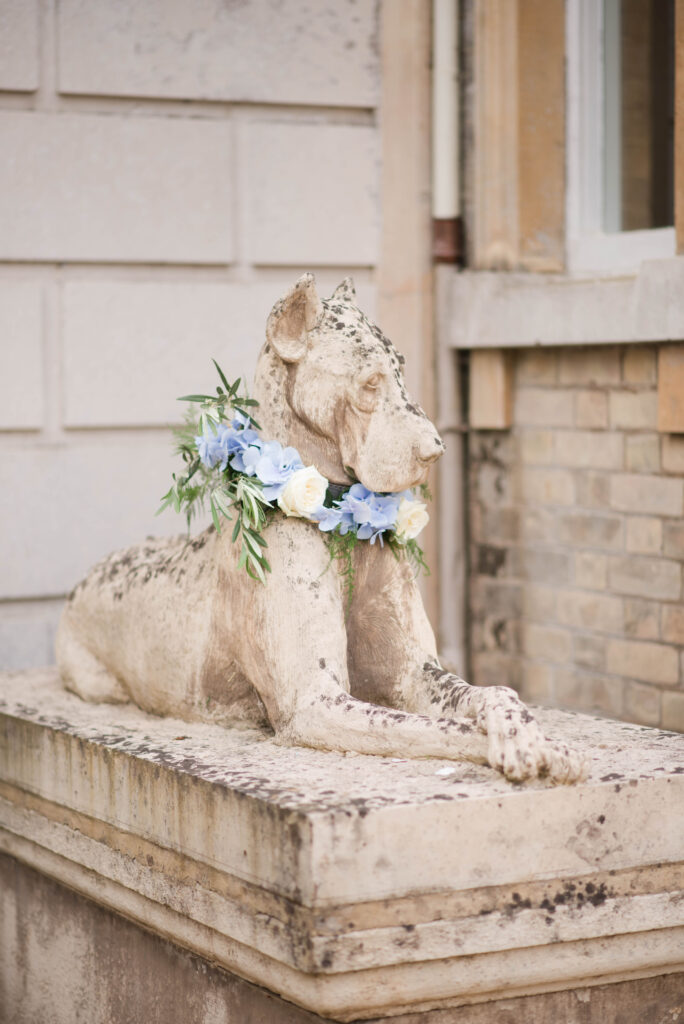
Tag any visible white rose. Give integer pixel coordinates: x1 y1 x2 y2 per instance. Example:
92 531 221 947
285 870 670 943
394 498 429 542
278 466 328 519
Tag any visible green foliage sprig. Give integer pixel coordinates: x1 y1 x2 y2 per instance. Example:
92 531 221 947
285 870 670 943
156 362 273 583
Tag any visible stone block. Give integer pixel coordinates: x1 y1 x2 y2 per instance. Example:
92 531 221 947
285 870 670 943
0 280 43 429
0 439 183 599
516 548 572 586
521 507 558 544
470 651 523 690
519 429 555 464
469 349 512 429
0 0 38 91
609 473 683 517
57 0 379 108
2 671 684 1020
515 348 558 384
0 112 233 263
523 584 557 622
608 555 681 601
553 430 623 470
574 390 608 429
558 347 621 386
662 691 684 732
623 681 661 727
663 522 684 560
658 345 684 432
514 387 574 427
520 660 553 701
625 434 660 473
609 390 658 430
475 613 521 656
606 639 679 686
622 345 657 384
477 506 521 543
519 468 575 506
574 552 608 591
556 511 623 550
625 516 663 556
575 470 611 509
662 605 684 644
246 122 379 267
662 434 684 474
624 598 660 640
475 543 511 579
556 591 623 634
573 634 605 671
522 623 572 662
0 600 64 671
553 667 624 718
62 280 320 427
470 579 523 619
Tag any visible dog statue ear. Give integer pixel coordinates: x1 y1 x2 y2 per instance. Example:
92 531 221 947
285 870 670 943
266 273 324 363
330 277 356 304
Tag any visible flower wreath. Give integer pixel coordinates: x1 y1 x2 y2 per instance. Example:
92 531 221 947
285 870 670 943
158 361 430 594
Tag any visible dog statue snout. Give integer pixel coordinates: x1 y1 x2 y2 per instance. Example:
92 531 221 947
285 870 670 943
416 432 445 465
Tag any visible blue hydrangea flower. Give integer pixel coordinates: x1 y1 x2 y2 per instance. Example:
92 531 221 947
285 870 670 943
196 421 261 472
313 504 355 534
335 483 401 544
231 410 254 431
238 439 304 501
195 428 221 469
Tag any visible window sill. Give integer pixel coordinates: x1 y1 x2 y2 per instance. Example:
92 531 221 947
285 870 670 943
438 255 684 349
568 228 676 277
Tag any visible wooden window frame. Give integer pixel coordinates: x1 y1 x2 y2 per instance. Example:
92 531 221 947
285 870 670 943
566 0 677 276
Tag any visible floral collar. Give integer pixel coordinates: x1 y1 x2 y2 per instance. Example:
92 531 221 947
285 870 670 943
158 362 430 590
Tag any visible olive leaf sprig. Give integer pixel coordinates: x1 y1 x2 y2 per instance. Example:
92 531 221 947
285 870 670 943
156 361 274 584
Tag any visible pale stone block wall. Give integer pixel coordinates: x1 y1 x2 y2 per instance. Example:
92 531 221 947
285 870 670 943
469 344 684 732
0 0 380 668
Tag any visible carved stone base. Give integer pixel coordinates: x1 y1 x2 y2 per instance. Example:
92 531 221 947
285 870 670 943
1 669 683 1022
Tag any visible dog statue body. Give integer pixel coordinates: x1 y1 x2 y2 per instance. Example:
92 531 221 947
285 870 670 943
57 275 585 783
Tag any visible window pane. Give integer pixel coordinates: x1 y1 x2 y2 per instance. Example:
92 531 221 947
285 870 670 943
603 0 675 232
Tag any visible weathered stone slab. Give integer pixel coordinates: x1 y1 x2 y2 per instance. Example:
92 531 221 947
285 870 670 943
56 0 379 108
61 277 377 428
1 669 683 1021
0 112 232 264
0 0 38 92
0 280 43 430
0 440 181 599
245 123 379 267
3 857 683 1024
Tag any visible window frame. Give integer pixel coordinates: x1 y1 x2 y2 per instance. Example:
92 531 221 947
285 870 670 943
565 0 677 276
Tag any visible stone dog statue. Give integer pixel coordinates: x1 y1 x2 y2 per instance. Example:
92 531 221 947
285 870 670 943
57 274 586 784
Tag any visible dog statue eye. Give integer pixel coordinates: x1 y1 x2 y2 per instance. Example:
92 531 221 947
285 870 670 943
364 374 382 391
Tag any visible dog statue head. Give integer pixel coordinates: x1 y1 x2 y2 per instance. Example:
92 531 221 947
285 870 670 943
253 274 445 493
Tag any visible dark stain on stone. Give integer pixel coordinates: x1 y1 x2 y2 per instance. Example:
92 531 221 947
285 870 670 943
477 544 507 577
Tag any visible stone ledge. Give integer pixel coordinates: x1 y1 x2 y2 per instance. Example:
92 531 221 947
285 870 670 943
1 669 683 1021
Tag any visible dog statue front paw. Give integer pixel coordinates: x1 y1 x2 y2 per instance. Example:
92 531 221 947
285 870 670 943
475 687 588 784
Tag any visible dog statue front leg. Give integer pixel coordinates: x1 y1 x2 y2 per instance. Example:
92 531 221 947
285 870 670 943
411 659 587 784
281 685 491 765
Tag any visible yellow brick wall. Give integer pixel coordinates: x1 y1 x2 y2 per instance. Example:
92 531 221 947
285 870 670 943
468 344 684 731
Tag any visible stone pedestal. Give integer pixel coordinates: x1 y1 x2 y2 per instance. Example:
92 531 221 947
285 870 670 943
1 669 683 1022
